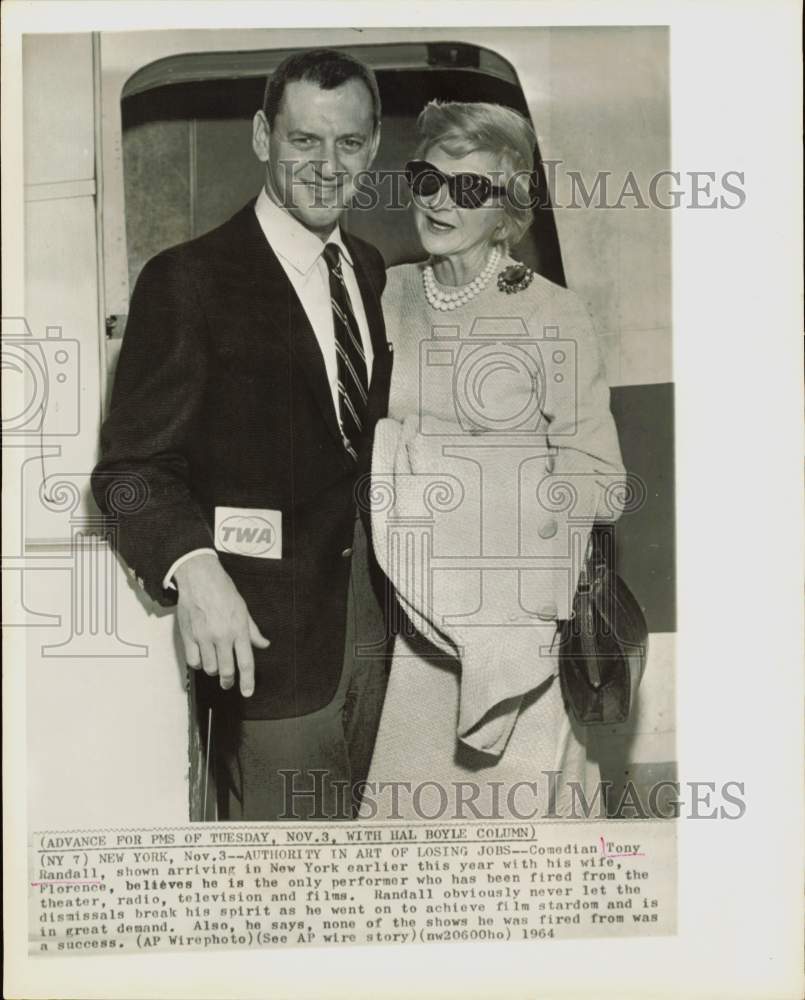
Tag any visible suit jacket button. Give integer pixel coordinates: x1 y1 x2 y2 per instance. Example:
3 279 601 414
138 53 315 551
341 547 353 558
538 518 558 539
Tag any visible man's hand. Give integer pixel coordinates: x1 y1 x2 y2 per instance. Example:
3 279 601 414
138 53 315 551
174 554 270 696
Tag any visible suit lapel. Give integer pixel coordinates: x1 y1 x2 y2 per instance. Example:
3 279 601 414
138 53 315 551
344 233 393 466
241 204 344 449
237 203 390 460
344 233 387 361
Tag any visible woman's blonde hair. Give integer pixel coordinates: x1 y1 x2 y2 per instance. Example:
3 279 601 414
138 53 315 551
415 100 536 247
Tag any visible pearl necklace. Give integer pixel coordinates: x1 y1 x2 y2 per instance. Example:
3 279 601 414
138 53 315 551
422 245 503 311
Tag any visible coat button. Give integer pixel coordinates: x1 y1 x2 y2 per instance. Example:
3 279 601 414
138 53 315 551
341 547 353 558
538 518 558 539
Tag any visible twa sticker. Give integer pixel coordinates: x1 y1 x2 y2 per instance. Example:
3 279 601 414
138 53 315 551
214 507 282 559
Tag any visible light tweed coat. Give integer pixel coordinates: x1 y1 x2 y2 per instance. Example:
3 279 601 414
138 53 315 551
369 258 626 763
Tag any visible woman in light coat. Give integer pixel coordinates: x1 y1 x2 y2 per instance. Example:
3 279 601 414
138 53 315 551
363 101 626 821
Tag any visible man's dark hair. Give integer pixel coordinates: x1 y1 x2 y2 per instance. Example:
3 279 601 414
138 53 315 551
262 48 381 130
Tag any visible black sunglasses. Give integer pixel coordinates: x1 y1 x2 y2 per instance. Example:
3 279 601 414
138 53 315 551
405 159 506 209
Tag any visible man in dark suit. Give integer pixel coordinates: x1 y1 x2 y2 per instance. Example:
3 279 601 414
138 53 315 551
92 49 393 821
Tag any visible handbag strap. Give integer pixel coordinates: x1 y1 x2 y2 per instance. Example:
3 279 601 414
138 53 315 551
575 528 606 687
576 529 595 592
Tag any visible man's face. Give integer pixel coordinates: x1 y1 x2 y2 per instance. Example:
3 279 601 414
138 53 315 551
253 77 379 235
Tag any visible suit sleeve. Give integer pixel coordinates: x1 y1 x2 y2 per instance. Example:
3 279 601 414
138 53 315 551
91 250 215 606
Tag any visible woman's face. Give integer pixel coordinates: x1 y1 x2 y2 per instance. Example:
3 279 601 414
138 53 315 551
411 146 507 259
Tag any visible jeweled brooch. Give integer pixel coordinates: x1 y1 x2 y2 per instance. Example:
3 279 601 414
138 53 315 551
497 263 535 294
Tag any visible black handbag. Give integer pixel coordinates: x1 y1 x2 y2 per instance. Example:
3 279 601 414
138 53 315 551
557 528 648 725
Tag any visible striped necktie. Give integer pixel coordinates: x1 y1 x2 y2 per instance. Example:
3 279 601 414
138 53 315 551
322 242 368 460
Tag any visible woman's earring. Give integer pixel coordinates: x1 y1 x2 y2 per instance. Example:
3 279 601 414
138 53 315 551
493 223 508 251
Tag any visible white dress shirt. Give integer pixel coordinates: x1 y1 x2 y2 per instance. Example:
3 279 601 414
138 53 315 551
164 188 375 590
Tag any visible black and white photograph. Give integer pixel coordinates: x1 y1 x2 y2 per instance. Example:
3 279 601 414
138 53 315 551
3 2 802 999
18 24 674 827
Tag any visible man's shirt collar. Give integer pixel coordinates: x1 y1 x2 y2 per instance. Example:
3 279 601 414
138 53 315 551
254 186 354 275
